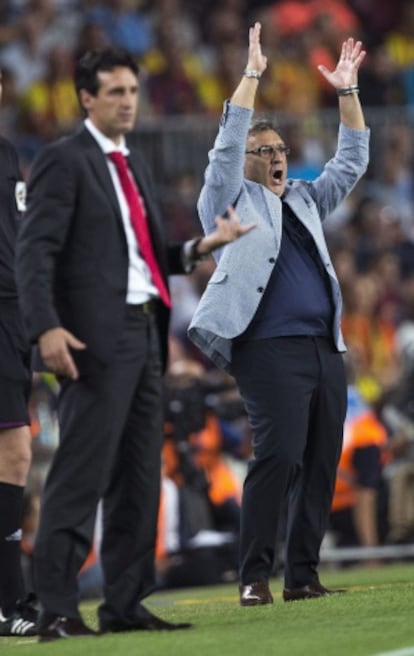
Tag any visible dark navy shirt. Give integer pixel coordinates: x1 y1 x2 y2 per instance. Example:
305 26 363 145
240 202 333 340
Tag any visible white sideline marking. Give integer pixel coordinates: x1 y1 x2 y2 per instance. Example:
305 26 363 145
374 648 414 656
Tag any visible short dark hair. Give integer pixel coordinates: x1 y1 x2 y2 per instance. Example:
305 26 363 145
74 47 139 98
248 118 280 137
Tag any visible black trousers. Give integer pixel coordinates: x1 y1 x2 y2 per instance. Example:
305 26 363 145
34 306 163 623
231 336 346 588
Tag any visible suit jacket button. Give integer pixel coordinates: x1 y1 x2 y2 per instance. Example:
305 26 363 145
268 258 275 263
257 287 264 293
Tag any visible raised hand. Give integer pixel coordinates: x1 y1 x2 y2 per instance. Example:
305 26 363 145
214 206 256 243
317 38 366 90
198 206 256 256
246 22 267 76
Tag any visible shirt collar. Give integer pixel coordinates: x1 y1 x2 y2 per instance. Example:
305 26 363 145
84 118 130 157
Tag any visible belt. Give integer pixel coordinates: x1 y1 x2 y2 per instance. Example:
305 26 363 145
126 300 154 316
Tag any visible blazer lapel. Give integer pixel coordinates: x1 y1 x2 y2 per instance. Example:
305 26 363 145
283 186 329 258
259 185 283 245
282 187 320 235
78 128 122 221
77 129 168 274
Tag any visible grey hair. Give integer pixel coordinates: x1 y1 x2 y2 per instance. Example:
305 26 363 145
248 117 280 136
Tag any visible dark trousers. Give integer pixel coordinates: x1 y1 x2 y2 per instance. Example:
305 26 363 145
231 336 346 588
33 306 163 623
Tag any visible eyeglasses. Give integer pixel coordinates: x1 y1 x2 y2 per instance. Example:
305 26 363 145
245 144 290 158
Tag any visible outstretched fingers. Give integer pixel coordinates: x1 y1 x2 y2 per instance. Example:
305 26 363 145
247 21 267 73
342 37 366 70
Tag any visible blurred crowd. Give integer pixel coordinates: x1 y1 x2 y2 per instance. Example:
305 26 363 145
3 0 414 593
1 0 414 157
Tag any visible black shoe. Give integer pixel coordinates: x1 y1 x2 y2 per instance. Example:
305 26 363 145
38 613 98 642
283 581 346 602
100 609 192 633
0 612 37 637
0 593 39 637
239 581 274 606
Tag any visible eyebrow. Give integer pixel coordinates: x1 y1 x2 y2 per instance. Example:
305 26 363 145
107 84 139 94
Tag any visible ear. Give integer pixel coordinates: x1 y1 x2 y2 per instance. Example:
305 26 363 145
79 88 93 113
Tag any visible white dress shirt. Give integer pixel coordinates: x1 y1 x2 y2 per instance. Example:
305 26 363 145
84 118 159 305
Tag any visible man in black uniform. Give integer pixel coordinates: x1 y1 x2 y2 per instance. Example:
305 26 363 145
0 70 38 637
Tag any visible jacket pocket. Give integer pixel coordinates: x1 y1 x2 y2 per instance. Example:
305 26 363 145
208 270 227 284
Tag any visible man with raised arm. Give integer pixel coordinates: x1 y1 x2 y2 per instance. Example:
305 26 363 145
189 23 369 605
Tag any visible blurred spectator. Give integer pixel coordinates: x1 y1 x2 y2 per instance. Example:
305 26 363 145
24 0 82 51
307 5 360 106
156 357 245 588
330 366 388 560
169 276 203 348
371 249 403 327
199 1 245 64
86 0 154 57
364 125 414 241
358 42 406 107
160 172 200 241
282 123 324 180
0 10 49 93
348 0 403 42
342 270 401 403
0 0 81 95
270 0 359 38
385 0 414 70
379 207 414 281
146 1 245 116
19 45 80 147
346 196 390 270
399 273 414 325
259 33 322 114
270 0 315 36
324 178 369 236
384 0 414 109
0 67 19 143
152 0 200 53
73 20 110 60
28 373 59 449
144 27 203 115
0 0 19 48
197 42 247 115
267 0 360 110
331 243 358 291
380 322 414 544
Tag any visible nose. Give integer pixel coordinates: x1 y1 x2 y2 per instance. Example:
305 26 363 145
122 90 138 106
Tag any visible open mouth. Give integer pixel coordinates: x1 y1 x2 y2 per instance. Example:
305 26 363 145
272 169 283 183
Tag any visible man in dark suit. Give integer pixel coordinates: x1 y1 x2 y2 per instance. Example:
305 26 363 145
0 71 38 638
15 48 252 642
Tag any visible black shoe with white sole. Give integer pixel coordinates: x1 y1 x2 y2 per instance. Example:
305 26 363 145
0 593 39 637
0 613 37 637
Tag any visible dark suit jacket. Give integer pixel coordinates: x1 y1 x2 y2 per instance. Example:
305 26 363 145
16 127 186 372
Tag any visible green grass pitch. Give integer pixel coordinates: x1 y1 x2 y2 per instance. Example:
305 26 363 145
2 563 414 656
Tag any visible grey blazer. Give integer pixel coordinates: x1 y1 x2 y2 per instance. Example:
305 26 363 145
188 102 370 371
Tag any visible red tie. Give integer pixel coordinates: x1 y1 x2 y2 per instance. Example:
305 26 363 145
108 151 172 308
